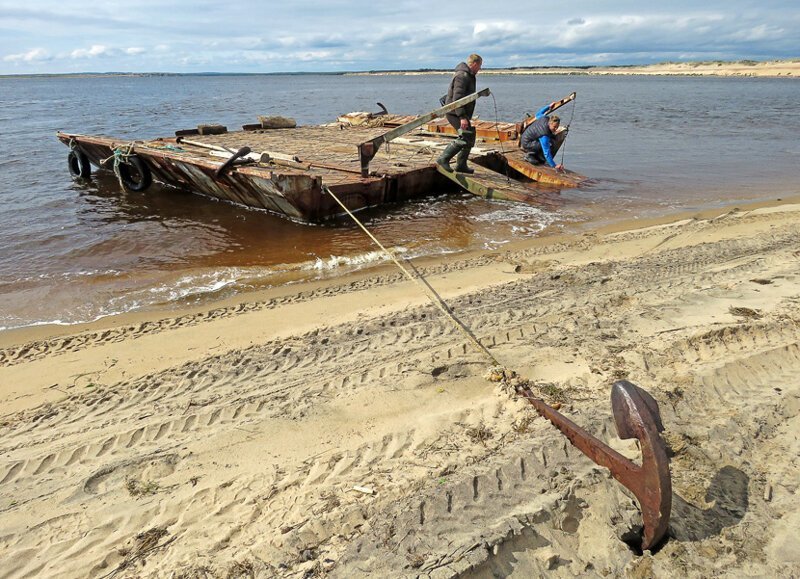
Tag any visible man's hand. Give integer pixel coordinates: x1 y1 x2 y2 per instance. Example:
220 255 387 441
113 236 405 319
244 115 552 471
555 163 564 172
460 118 470 130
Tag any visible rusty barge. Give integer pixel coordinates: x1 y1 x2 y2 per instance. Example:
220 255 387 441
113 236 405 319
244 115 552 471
57 90 587 224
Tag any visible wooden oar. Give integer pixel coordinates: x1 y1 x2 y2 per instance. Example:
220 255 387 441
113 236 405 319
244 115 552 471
520 91 576 133
175 136 236 154
545 91 577 116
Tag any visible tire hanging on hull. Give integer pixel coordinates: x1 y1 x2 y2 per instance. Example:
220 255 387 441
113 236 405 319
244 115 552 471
117 155 152 192
67 149 91 180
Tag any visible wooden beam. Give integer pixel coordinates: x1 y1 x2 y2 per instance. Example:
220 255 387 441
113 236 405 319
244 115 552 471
435 164 561 208
359 88 491 176
505 156 586 188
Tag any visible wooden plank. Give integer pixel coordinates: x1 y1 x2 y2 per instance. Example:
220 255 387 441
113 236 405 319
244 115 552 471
378 115 519 142
435 164 561 208
520 92 576 133
421 118 520 142
392 137 491 155
358 89 491 176
505 155 587 188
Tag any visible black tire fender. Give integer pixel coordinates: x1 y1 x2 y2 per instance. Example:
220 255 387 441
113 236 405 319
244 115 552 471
118 155 152 192
67 149 91 180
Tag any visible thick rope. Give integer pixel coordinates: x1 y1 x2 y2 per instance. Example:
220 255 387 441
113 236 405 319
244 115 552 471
100 142 136 191
490 93 506 156
322 184 500 367
490 93 513 183
559 96 577 166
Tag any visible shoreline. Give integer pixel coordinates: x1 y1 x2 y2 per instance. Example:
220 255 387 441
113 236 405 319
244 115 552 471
2 191 797 349
3 58 798 80
349 59 800 78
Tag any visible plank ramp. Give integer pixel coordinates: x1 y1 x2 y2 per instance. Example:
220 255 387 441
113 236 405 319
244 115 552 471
503 150 588 188
435 164 562 209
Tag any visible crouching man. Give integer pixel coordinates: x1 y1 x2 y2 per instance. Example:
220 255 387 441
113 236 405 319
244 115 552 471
520 103 567 172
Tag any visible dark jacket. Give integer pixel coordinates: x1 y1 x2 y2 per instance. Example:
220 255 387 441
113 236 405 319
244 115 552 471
520 109 559 167
520 114 553 150
446 62 477 119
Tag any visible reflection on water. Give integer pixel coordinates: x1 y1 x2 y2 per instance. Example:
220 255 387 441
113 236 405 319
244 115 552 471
0 74 798 328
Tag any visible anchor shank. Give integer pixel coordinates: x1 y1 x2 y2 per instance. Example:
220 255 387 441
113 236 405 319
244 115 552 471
519 388 642 483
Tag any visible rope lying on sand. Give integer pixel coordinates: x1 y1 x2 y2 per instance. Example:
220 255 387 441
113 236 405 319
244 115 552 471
322 183 674 552
322 184 500 367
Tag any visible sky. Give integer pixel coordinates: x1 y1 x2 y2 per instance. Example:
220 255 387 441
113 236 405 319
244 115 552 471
1 1 799 74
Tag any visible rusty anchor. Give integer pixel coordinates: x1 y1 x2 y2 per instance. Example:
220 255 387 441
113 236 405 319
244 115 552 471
517 379 671 550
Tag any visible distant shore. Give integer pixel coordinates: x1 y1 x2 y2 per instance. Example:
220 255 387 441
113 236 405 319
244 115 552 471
3 58 798 79
351 58 800 78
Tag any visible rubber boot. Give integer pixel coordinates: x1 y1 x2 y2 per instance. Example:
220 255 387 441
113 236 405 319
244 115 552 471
436 141 461 171
525 152 543 165
454 147 474 174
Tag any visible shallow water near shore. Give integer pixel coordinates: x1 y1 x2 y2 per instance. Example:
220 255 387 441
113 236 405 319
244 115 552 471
0 73 797 329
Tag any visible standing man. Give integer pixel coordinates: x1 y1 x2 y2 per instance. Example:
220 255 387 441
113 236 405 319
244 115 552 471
436 53 483 174
520 102 566 172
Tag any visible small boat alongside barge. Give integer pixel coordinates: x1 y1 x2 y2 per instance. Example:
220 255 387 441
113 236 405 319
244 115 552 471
57 90 587 224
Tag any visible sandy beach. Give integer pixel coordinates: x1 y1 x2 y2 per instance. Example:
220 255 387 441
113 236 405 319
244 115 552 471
352 58 800 78
2 196 800 577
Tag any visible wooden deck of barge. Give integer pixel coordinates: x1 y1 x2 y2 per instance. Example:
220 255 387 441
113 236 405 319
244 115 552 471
58 107 587 223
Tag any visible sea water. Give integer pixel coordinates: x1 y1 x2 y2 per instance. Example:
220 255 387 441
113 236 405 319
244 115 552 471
0 73 797 329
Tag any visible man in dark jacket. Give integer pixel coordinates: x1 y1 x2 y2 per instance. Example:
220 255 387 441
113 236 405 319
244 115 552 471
436 53 482 173
520 103 565 172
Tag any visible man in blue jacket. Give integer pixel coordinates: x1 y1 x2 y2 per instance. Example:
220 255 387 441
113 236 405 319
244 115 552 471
436 53 483 174
520 103 565 172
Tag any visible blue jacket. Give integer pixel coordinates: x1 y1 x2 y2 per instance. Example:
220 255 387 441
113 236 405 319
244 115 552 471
520 105 557 167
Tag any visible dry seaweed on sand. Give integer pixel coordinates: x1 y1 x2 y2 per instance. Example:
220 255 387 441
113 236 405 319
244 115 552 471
729 306 763 319
100 527 175 578
125 476 160 497
465 422 494 445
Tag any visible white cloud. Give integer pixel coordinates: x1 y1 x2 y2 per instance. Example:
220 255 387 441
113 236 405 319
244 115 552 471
70 44 110 58
294 50 333 62
3 47 50 62
1 2 799 73
731 24 784 42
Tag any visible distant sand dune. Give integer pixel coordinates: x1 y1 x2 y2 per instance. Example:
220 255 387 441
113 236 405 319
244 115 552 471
350 58 800 78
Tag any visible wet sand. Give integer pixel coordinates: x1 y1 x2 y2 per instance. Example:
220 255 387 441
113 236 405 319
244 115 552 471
1 197 800 577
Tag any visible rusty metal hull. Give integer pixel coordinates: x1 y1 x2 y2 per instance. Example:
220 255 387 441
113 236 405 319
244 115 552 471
58 132 429 223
